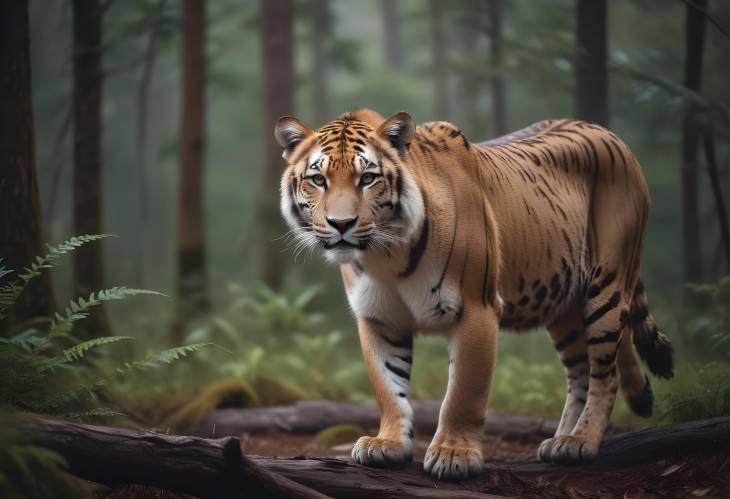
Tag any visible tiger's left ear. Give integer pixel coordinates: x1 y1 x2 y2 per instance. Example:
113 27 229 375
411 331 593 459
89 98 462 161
275 116 312 161
376 112 414 154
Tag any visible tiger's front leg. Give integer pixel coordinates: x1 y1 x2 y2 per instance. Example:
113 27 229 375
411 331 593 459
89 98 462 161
424 304 499 480
351 318 415 467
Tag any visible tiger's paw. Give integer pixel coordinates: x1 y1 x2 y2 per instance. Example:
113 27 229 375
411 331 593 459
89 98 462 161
423 434 483 481
537 435 598 464
351 436 412 468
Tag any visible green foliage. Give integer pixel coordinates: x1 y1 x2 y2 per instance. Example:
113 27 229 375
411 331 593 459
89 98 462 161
682 276 730 357
657 362 730 424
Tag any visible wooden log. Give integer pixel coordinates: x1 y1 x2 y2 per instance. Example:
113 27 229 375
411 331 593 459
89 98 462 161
33 418 329 499
190 400 558 441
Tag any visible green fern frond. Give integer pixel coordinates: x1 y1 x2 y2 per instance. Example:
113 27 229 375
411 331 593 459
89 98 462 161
50 287 164 336
63 336 134 362
115 343 213 375
64 408 125 420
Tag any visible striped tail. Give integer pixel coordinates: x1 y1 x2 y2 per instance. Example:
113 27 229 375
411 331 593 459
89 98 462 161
629 280 674 379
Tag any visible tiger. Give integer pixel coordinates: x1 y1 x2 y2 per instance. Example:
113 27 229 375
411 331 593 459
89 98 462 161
274 109 674 481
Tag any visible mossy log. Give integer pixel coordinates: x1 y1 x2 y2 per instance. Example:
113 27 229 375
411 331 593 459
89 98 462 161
31 416 730 498
191 400 558 440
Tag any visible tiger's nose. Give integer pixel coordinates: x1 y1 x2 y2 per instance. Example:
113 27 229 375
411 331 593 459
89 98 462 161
326 216 358 235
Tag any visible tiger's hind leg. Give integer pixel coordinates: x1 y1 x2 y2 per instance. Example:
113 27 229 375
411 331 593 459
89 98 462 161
543 274 629 464
538 304 589 461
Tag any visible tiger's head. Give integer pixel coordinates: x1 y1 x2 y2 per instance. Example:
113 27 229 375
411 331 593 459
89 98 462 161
275 110 424 264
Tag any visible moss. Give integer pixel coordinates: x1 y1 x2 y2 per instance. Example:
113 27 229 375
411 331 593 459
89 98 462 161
163 379 260 432
314 424 365 448
254 376 307 406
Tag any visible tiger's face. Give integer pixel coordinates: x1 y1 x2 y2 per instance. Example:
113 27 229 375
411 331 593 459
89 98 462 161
275 111 424 264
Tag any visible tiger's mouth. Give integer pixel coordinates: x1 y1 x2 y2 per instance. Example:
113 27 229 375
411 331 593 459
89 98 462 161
322 239 369 250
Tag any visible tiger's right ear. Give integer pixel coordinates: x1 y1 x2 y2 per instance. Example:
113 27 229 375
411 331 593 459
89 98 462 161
275 116 312 161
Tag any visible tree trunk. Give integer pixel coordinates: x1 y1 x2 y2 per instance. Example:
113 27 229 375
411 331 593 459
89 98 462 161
173 0 209 341
574 0 608 126
257 0 294 290
488 0 506 136
680 0 707 285
381 0 403 70
702 131 730 271
0 0 55 333
430 0 450 121
72 0 109 340
136 0 168 290
312 0 330 125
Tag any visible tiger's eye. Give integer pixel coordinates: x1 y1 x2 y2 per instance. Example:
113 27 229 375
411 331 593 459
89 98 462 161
360 172 375 185
312 174 326 186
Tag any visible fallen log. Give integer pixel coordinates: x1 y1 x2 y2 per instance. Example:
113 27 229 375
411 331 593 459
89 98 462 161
190 400 558 441
30 416 730 498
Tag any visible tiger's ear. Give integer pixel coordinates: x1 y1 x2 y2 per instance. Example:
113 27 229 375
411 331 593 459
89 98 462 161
275 116 312 161
376 112 414 154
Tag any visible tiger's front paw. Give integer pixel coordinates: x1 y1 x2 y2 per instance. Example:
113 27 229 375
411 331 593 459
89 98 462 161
351 436 412 468
423 434 483 481
538 435 598 464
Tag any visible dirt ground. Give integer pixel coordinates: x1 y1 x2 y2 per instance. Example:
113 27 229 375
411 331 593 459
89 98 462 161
95 431 730 498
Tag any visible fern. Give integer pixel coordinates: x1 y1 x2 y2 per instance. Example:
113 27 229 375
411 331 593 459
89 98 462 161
62 336 135 362
49 287 164 337
0 234 115 319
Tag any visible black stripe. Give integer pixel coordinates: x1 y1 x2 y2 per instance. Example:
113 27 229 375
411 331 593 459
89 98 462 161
584 291 621 327
630 304 648 325
396 355 413 364
591 367 616 380
562 353 589 368
587 271 616 299
385 361 411 380
383 335 413 350
595 350 618 366
398 219 429 278
587 328 622 346
554 330 578 351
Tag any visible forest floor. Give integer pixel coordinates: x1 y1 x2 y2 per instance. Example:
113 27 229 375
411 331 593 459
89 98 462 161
94 428 730 498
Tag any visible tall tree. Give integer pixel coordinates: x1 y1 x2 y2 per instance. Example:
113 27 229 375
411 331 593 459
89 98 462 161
0 1 56 332
174 0 209 338
574 0 608 126
72 0 109 338
487 0 506 136
430 0 450 120
680 0 707 285
381 0 403 70
312 0 330 125
258 0 294 290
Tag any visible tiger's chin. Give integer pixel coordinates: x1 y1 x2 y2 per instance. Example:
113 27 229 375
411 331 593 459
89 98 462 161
323 246 361 264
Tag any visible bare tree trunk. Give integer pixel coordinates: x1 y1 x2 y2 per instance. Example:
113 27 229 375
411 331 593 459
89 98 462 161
173 0 209 341
430 0 450 121
258 0 294 290
136 0 168 289
488 0 506 136
681 0 707 285
312 0 330 125
72 0 109 339
0 0 56 333
381 0 403 70
702 131 730 271
574 0 608 126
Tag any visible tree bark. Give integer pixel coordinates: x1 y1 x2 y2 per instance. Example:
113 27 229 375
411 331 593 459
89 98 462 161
430 0 450 121
174 0 209 341
257 0 294 290
381 0 403 70
312 0 330 125
488 0 507 136
574 0 608 126
681 0 707 285
703 131 730 271
32 416 730 499
190 400 558 440
0 0 56 333
72 0 109 340
136 0 168 290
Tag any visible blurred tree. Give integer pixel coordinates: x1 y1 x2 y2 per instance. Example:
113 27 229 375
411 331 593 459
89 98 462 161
381 0 403 70
681 0 708 285
574 0 608 126
487 0 506 135
258 0 294 290
174 0 209 340
136 0 169 289
430 0 450 121
72 0 109 339
0 0 56 332
312 0 330 125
